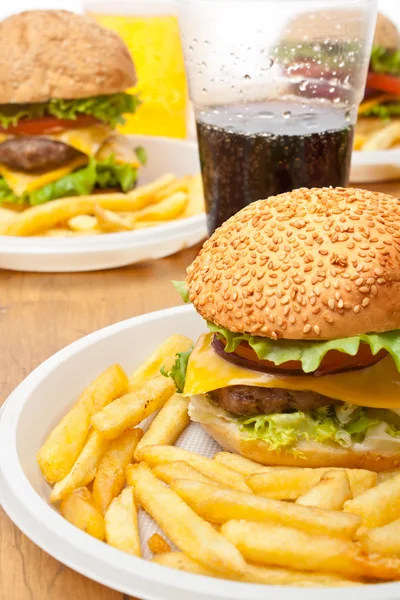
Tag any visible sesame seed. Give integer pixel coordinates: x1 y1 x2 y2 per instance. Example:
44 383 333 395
303 324 311 334
353 305 361 314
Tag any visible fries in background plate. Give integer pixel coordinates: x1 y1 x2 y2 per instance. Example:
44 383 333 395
1 173 205 237
36 336 400 587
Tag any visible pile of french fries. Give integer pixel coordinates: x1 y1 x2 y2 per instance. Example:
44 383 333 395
354 119 400 151
0 174 204 237
37 335 400 587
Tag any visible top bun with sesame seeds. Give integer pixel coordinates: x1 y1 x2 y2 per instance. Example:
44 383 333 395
186 187 400 341
0 10 136 103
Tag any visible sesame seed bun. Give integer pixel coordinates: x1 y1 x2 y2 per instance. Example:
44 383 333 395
200 412 400 472
0 10 137 104
186 187 400 341
373 12 400 50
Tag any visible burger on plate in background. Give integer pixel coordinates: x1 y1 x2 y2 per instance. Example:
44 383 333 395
0 10 145 207
356 12 400 150
167 187 400 471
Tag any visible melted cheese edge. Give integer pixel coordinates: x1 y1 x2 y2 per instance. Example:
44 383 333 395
184 333 400 409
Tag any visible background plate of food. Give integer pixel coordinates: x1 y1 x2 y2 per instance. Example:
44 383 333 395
0 11 206 272
3 188 400 598
351 13 400 182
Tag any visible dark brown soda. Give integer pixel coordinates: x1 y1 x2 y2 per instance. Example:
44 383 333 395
196 102 354 233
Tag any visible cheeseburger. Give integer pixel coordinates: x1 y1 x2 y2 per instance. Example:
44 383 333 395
168 187 400 471
0 10 143 206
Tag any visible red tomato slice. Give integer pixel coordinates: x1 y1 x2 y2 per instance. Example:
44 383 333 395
0 114 101 135
367 72 400 95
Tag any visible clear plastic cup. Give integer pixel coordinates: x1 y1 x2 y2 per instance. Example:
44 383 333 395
176 0 378 233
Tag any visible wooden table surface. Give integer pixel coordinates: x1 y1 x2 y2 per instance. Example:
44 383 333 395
1 179 400 600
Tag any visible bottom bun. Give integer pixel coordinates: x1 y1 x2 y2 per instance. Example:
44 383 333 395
189 395 400 472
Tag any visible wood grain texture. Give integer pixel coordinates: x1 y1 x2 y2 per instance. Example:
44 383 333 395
1 180 400 600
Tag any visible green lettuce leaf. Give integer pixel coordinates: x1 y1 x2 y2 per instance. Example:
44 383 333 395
95 154 138 193
0 93 140 129
161 348 193 393
363 103 400 120
173 280 190 303
208 322 400 373
239 404 398 454
0 178 19 203
371 46 400 76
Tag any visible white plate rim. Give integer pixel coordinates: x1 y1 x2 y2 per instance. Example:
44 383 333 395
352 148 400 166
0 304 399 600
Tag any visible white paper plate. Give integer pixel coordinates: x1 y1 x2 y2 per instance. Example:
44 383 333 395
0 136 206 273
351 149 400 184
0 304 399 600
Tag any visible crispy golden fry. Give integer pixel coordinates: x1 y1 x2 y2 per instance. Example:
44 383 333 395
3 174 176 236
50 430 111 503
296 470 352 510
353 133 367 151
60 487 105 541
129 334 193 388
171 479 360 539
104 487 141 556
247 467 376 500
344 473 400 528
153 461 225 487
181 174 205 218
94 206 133 232
361 518 400 557
377 468 400 484
134 394 189 457
153 552 362 587
147 533 172 555
126 463 246 576
91 375 176 439
221 521 368 579
136 445 251 493
363 122 400 151
39 227 101 238
37 365 128 483
92 428 143 514
213 452 271 477
128 192 188 224
0 206 18 233
68 215 99 232
155 176 191 201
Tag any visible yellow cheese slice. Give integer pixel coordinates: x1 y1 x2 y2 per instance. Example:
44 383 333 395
0 156 88 197
358 94 399 115
184 333 400 409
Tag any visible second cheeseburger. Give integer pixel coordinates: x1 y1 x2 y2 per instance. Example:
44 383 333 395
169 187 400 471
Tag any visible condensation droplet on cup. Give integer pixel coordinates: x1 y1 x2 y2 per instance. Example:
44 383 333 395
299 80 308 92
258 111 274 119
244 74 251 80
283 111 291 119
193 38 198 45
213 109 220 115
329 87 335 93
202 88 207 95
189 46 194 53
339 61 345 68
345 109 351 122
204 40 209 45
333 97 341 104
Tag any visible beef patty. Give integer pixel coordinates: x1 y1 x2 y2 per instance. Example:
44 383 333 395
0 137 83 172
209 385 339 416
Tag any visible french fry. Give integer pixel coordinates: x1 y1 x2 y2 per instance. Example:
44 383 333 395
94 206 133 232
126 463 246 576
247 467 376 500
134 394 189 457
104 487 141 556
363 122 400 151
50 430 111 503
155 176 191 202
214 452 272 477
221 521 367 578
377 468 400 484
37 364 128 483
68 215 99 232
171 479 360 539
129 334 193 388
3 174 176 236
360 518 400 557
91 375 176 439
147 533 171 555
0 206 18 233
153 461 226 487
296 470 352 510
181 174 205 218
136 445 251 493
128 192 188 224
60 487 105 541
344 473 400 528
92 428 143 514
153 552 362 587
